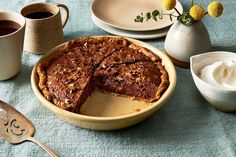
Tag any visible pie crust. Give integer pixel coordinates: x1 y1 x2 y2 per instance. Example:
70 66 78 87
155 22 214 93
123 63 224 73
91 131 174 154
37 37 169 113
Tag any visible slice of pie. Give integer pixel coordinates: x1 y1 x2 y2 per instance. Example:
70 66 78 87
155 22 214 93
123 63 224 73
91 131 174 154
94 44 169 102
37 36 169 113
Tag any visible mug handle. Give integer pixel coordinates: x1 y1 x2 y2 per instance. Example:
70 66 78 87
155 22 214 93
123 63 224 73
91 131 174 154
55 3 69 28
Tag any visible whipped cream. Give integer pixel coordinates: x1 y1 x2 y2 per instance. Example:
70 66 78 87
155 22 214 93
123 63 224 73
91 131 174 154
200 60 236 90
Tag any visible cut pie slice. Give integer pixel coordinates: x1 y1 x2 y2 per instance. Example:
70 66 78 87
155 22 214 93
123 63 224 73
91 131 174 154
94 45 169 102
38 49 95 113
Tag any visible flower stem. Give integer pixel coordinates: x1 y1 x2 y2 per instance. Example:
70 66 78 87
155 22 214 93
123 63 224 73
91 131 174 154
163 14 178 17
174 7 181 16
190 0 194 7
200 0 204 6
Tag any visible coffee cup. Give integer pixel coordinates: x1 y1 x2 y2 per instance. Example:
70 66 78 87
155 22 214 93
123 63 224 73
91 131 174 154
0 12 25 81
21 3 69 54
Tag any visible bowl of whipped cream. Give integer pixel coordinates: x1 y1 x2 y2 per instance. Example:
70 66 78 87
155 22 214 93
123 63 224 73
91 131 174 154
190 51 236 112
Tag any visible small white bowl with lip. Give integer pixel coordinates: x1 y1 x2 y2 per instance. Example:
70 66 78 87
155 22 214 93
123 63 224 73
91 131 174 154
190 51 236 112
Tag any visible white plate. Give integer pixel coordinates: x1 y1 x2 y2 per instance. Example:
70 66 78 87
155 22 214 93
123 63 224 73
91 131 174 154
91 0 183 31
92 15 169 39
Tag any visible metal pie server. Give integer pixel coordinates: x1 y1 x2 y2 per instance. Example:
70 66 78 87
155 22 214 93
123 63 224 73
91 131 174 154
0 100 59 157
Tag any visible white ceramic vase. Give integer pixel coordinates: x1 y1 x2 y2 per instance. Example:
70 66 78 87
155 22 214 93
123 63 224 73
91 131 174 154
164 21 211 68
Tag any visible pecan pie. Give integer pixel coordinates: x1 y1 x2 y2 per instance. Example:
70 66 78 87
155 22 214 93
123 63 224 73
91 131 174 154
37 36 169 113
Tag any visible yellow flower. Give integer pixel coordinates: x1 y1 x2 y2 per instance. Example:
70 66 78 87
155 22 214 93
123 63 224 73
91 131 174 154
162 0 176 10
189 5 205 20
208 1 224 17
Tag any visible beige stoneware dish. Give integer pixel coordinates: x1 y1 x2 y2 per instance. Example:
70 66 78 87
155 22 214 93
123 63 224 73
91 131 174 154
31 36 177 130
91 0 183 31
92 15 170 39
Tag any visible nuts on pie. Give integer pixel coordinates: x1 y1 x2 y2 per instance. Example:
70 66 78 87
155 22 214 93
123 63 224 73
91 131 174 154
37 37 169 113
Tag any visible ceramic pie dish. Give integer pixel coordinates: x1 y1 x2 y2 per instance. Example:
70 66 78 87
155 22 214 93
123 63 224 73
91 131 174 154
31 36 176 130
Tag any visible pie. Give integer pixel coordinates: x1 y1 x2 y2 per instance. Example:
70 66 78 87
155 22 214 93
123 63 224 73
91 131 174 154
37 36 169 113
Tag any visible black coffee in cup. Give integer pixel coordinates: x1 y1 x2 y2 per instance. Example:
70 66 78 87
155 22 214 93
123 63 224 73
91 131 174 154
25 11 54 19
0 20 21 36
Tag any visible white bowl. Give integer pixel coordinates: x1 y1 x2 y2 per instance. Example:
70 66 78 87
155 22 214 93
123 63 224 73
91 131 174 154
31 36 177 130
190 51 236 112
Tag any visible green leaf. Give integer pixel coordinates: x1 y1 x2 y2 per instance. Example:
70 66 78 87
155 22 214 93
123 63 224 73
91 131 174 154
134 15 144 23
177 12 194 26
152 10 159 17
140 17 144 22
134 9 166 23
153 16 157 21
146 12 151 21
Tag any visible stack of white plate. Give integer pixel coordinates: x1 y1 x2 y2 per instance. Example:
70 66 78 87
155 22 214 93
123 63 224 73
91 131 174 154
91 0 183 40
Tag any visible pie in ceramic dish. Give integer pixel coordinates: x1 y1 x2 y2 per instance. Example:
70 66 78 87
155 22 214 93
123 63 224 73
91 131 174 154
36 36 169 113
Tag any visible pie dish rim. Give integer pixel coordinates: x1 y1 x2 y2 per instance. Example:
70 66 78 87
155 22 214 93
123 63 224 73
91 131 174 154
31 36 177 130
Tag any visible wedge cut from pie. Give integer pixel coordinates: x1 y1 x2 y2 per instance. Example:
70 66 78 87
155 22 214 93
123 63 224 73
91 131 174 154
94 44 169 102
37 36 169 113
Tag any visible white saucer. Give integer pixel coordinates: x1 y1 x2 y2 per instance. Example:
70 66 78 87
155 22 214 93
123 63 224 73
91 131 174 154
92 15 169 39
91 0 183 31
